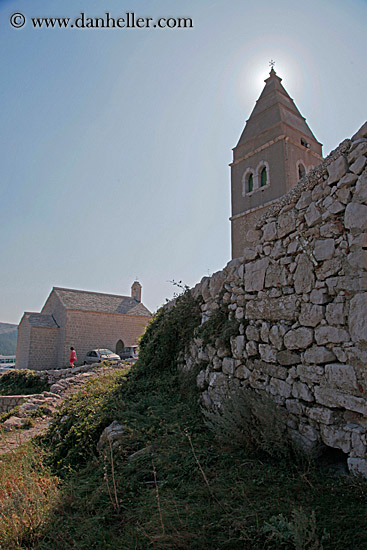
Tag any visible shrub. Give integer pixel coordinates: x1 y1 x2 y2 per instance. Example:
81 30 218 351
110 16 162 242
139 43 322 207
197 300 240 348
203 385 294 459
136 288 201 378
0 369 49 396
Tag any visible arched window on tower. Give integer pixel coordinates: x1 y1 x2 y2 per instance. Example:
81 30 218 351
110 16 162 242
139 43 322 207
247 172 254 193
297 162 306 180
260 167 267 187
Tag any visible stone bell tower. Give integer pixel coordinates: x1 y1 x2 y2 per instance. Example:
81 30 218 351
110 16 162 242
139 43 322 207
131 281 142 302
230 65 323 259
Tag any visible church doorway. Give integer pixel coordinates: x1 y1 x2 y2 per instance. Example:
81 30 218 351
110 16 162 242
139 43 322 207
116 340 125 355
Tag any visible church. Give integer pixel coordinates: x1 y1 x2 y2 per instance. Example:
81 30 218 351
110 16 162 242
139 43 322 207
230 65 323 258
15 281 151 370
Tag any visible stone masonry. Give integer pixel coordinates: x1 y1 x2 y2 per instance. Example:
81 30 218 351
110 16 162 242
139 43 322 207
184 122 367 477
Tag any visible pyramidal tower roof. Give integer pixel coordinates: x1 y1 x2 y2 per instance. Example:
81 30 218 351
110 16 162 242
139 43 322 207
237 68 320 147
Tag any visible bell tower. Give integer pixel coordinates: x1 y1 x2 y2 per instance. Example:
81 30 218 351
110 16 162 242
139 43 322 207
230 65 323 258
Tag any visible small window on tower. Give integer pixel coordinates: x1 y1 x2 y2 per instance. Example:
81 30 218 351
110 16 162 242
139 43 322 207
247 173 254 193
260 167 267 187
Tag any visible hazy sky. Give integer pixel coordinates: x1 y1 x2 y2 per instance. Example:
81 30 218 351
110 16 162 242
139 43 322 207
1 0 366 323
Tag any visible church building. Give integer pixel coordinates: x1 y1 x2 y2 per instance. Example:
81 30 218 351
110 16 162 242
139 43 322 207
15 282 151 370
230 66 323 258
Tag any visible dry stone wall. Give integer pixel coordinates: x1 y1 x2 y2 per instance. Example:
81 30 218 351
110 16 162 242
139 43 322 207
185 122 367 477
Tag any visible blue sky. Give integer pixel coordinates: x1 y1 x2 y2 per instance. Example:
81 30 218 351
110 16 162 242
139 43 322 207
0 0 366 323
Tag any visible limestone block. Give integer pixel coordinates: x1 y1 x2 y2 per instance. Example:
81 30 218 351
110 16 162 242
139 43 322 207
327 200 345 215
277 210 296 239
260 322 270 342
351 432 367 458
314 386 367 415
270 241 286 260
297 365 325 384
304 346 336 364
246 325 259 341
196 370 207 389
212 356 222 371
249 370 269 390
209 271 226 299
305 406 336 425
350 156 367 175
277 350 301 366
305 203 322 227
284 327 313 350
235 307 244 321
294 255 315 294
320 221 343 237
345 203 367 231
327 156 349 184
286 399 304 415
352 122 367 141
321 425 351 453
234 365 251 380
265 264 288 288
299 423 319 442
259 344 277 363
198 350 209 362
269 325 285 350
244 258 269 292
348 457 367 478
269 378 292 398
310 289 329 305
208 371 228 387
246 295 298 321
348 140 367 163
349 293 367 344
313 239 335 262
336 187 352 205
263 222 277 241
259 363 288 380
222 358 235 375
299 303 324 327
246 341 258 356
325 303 345 325
315 326 350 345
97 421 126 452
347 250 367 271
295 191 312 210
325 364 358 392
337 172 358 189
292 382 314 402
243 248 257 261
231 336 245 359
354 171 367 203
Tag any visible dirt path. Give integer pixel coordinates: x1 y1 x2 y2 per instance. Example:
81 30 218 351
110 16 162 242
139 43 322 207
0 418 51 455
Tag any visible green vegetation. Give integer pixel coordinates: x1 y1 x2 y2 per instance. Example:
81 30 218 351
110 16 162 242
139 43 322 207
197 298 240 348
0 290 366 549
0 369 50 396
0 322 17 355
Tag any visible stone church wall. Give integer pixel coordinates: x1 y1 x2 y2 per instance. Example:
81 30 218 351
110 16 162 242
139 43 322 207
184 122 367 476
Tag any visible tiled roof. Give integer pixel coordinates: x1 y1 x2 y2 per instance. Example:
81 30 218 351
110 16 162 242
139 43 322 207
53 288 152 317
26 313 59 328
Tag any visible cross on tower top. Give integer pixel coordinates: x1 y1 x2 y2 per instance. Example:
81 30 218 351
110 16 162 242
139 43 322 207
269 59 275 70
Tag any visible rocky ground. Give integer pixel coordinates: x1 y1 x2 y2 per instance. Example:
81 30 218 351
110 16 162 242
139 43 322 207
0 365 124 455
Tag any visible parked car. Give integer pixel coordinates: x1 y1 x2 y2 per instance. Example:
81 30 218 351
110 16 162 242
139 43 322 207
83 349 120 365
119 345 139 361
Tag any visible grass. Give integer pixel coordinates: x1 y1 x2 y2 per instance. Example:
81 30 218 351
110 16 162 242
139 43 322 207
0 292 366 549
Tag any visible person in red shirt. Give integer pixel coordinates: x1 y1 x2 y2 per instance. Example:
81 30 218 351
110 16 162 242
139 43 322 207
69 346 77 368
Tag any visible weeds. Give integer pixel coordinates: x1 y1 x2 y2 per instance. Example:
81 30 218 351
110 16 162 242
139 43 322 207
0 444 59 549
0 369 49 396
203 385 294 459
